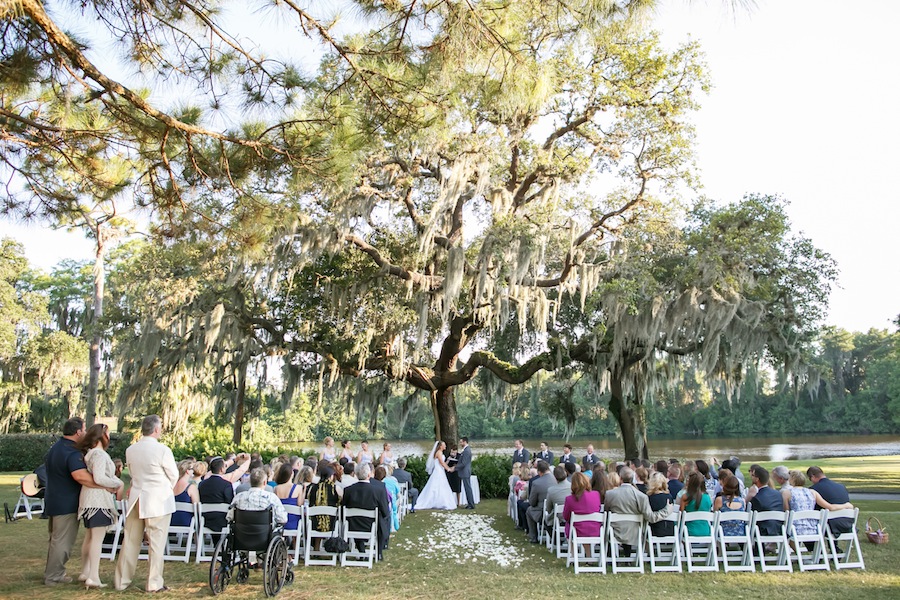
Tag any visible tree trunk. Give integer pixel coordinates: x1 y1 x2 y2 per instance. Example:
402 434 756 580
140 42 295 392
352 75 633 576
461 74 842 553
607 371 649 461
86 240 106 426
232 360 248 446
432 387 459 448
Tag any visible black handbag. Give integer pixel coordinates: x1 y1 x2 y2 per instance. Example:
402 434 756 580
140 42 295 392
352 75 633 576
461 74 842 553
323 534 350 554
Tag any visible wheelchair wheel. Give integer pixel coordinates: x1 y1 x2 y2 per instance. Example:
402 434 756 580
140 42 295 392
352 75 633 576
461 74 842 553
263 535 289 597
235 551 250 584
209 535 233 596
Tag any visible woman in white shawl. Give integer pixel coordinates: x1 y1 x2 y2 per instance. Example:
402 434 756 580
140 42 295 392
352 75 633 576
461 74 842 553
414 441 456 510
77 423 123 589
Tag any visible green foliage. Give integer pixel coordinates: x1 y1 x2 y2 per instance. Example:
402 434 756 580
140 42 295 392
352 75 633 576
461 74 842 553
471 454 512 499
0 434 55 471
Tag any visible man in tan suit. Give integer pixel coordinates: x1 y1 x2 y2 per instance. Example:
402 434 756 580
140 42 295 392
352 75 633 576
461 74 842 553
114 415 179 593
604 467 670 557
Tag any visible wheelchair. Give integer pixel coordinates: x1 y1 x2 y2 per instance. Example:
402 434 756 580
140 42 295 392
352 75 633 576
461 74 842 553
209 506 294 597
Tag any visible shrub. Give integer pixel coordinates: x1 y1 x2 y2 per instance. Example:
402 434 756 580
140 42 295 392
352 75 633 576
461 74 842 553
0 433 131 471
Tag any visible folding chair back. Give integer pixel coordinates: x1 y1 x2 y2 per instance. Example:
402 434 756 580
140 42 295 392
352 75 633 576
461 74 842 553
101 499 128 561
196 503 231 563
341 508 378 568
606 513 645 573
305 505 340 566
825 508 864 570
681 511 719 572
752 510 792 572
568 512 606 573
716 510 754 572
788 509 830 571
553 504 568 559
282 504 305 565
165 501 198 562
646 511 682 573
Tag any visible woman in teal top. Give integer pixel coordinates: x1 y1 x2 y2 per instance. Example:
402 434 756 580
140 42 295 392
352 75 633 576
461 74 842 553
679 471 712 535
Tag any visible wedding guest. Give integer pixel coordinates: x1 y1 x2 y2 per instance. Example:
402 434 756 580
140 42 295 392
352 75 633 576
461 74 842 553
77 423 124 589
696 460 718 499
590 468 613 504
391 458 418 512
308 466 340 549
606 467 670 557
294 466 315 498
807 466 854 534
191 460 208 484
634 466 649 494
545 466 571 532
343 464 389 559
782 470 852 542
562 472 601 544
114 415 179 594
646 472 674 537
376 465 401 532
229 468 287 526
713 475 747 537
525 461 555 543
273 463 303 532
171 460 199 528
198 457 236 537
564 461 577 481
679 471 712 536
667 464 684 501
113 458 124 479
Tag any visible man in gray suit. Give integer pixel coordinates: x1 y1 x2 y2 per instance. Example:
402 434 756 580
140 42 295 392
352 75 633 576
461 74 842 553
544 465 571 532
456 437 475 509
604 467 670 557
392 458 419 512
525 460 554 543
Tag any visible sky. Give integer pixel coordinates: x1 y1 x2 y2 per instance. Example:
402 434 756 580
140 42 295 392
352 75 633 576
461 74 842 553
1 0 897 333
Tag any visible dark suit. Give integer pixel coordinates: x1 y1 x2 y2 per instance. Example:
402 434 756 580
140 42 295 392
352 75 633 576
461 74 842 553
812 477 853 534
342 480 390 554
535 451 554 465
199 475 234 533
392 468 419 509
582 453 601 470
559 452 576 465
512 448 529 466
667 478 684 501
457 445 474 508
750 486 785 536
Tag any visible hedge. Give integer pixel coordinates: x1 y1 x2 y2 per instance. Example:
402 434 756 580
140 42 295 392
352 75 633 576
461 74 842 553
0 433 130 471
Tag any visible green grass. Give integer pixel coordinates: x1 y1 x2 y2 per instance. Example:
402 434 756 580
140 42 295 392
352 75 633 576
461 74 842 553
2 464 899 600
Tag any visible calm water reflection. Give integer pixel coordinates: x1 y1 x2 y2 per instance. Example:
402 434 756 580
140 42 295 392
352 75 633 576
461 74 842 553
298 434 900 463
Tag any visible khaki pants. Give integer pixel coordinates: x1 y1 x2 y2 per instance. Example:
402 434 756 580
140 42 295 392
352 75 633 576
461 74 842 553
44 513 79 584
113 501 170 592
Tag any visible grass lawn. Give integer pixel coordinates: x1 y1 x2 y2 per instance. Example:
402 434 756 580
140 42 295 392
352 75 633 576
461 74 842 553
2 463 899 600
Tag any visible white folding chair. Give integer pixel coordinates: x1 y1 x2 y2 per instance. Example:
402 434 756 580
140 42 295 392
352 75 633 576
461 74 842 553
398 483 410 520
538 499 549 546
553 504 568 559
195 503 231 563
568 512 606 573
681 511 719 572
164 501 198 562
100 499 128 561
341 508 379 568
14 475 44 519
646 512 683 573
824 508 864 570
787 510 830 571
305 505 340 566
282 504 305 566
752 510 792 572
607 513 645 573
716 511 754 572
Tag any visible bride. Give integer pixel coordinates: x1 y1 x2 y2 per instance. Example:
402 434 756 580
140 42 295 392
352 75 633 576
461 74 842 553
415 441 457 510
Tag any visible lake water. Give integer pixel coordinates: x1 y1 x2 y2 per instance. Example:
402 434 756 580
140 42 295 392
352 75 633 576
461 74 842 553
303 434 900 463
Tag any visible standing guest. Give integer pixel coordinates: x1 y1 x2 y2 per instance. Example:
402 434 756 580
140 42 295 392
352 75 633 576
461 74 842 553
807 466 854 534
559 444 576 465
393 458 419 512
667 464 684 501
114 415 179 593
356 440 375 467
77 423 124 589
581 444 601 472
320 437 337 463
342 464 390 560
378 443 398 468
339 440 355 462
44 417 102 586
536 442 554 465
562 472 601 544
512 439 529 466
198 457 239 537
273 463 303 532
446 445 461 506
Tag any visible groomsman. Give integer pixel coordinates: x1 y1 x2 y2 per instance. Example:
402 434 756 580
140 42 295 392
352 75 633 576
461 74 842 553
512 439 529 466
535 442 554 465
559 444 576 465
582 444 601 471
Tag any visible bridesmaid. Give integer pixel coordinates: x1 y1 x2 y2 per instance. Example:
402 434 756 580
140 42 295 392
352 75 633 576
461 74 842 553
339 440 355 463
320 437 337 463
356 440 375 467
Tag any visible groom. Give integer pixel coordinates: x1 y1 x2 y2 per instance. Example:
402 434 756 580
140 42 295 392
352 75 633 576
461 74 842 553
456 437 475 509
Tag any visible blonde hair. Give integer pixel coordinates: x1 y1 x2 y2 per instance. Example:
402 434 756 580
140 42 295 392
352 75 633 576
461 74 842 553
608 472 621 488
788 470 807 487
646 472 669 496
192 461 208 478
177 459 194 479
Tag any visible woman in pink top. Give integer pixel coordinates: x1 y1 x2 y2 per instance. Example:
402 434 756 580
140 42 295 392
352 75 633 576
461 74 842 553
562 472 602 539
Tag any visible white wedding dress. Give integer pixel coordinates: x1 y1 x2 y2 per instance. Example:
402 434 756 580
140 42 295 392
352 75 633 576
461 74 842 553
416 452 457 510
